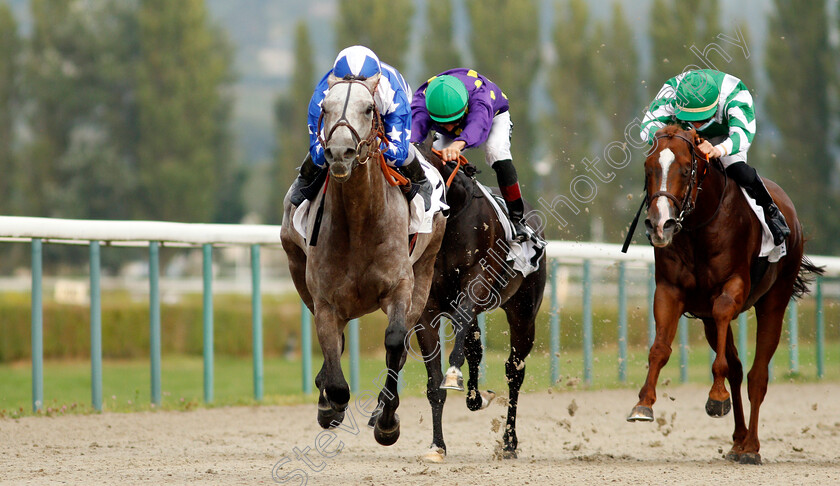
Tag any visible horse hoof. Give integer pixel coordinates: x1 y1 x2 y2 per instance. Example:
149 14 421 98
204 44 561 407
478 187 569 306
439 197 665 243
626 405 654 422
738 452 762 465
421 445 446 463
705 397 731 417
440 366 464 391
317 405 346 429
480 390 496 410
501 448 518 459
466 389 494 411
725 450 742 462
374 414 400 446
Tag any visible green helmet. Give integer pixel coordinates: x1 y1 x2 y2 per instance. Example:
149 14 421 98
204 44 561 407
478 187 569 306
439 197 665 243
425 75 469 123
675 71 719 122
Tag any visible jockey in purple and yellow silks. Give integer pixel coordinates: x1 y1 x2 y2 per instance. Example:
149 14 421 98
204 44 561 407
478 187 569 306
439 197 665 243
289 45 432 209
411 68 534 242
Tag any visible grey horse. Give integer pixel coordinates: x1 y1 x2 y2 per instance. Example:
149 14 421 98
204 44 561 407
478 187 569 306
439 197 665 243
280 74 446 446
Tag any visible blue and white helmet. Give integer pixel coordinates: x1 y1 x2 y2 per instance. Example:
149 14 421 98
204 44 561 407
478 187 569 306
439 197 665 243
332 45 381 80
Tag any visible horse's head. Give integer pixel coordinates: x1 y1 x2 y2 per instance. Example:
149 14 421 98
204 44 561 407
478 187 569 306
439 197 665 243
318 73 382 182
643 125 708 247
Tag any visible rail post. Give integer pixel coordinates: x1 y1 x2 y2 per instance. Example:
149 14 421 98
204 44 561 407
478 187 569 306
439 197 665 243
90 241 103 412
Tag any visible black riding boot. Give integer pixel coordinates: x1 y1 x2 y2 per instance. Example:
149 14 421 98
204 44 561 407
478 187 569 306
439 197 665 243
289 153 327 207
492 159 534 242
725 162 790 246
398 156 433 211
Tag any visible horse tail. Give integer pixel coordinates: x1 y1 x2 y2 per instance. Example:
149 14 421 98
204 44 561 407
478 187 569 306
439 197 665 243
792 256 825 300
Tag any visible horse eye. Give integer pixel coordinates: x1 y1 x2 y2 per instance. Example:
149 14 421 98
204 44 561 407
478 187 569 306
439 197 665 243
365 105 374 115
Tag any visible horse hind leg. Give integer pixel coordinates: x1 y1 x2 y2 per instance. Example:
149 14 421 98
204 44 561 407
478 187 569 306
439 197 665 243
464 318 495 411
739 281 792 465
703 318 748 461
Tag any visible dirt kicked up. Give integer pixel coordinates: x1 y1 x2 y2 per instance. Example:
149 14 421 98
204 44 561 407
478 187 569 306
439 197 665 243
1 383 838 485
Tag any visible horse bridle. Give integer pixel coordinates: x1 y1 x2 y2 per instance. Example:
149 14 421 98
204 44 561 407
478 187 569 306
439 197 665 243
316 79 385 167
647 132 711 233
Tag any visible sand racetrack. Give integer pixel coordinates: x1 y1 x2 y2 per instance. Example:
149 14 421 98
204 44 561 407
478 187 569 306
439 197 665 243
2 383 839 485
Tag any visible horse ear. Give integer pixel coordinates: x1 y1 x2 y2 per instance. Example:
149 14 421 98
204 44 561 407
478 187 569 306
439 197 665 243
327 73 341 88
361 73 381 94
421 130 435 153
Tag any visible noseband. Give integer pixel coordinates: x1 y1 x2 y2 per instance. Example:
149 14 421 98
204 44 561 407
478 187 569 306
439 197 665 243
317 79 385 166
648 133 709 232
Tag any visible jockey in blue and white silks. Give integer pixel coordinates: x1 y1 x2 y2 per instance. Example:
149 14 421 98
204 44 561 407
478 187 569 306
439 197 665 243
307 47 412 169
290 45 431 210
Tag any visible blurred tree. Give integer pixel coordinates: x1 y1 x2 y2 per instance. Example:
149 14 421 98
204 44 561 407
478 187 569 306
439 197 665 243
765 0 836 253
590 1 642 242
466 0 540 200
421 0 462 78
267 20 314 225
648 0 720 90
25 0 105 217
0 3 19 215
547 0 597 239
335 0 414 72
62 1 140 221
135 0 235 223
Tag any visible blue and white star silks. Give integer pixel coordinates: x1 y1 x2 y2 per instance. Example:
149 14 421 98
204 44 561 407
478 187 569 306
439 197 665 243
307 61 412 168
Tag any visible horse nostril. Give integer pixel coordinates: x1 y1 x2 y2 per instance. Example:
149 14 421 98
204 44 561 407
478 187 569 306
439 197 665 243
344 148 356 160
663 219 677 231
644 219 654 232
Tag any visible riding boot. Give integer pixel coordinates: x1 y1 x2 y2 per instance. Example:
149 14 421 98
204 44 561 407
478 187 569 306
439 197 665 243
725 162 790 246
492 159 535 243
289 153 327 207
398 154 433 211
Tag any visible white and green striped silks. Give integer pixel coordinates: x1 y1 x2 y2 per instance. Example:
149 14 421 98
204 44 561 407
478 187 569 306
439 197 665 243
640 69 756 157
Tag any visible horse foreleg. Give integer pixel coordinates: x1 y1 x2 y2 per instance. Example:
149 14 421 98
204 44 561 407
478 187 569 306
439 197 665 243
707 279 747 418
628 284 683 422
464 318 493 411
500 302 536 459
313 307 349 429
413 308 448 462
373 281 413 446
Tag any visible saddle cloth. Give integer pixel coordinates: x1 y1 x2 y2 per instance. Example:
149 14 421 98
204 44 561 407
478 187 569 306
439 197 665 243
740 187 786 263
475 182 544 278
292 153 449 243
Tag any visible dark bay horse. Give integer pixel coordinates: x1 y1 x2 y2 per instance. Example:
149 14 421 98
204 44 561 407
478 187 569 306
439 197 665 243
627 125 822 464
280 75 446 446
408 140 546 461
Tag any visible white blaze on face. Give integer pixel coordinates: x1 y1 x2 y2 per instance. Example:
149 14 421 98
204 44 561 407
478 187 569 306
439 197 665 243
656 148 675 220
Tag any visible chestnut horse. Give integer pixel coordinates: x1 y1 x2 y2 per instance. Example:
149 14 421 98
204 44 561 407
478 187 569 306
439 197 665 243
627 125 822 465
408 140 546 462
280 75 446 446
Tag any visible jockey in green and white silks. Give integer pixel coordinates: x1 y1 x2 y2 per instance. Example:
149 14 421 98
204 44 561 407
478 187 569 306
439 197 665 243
640 69 790 246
